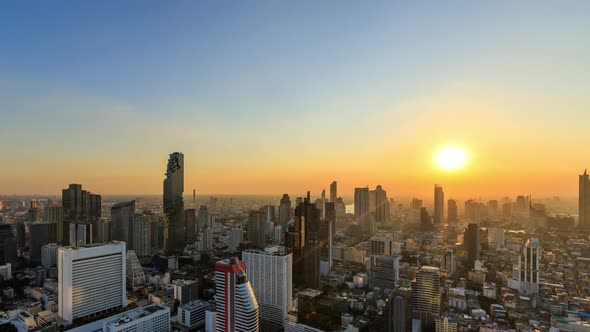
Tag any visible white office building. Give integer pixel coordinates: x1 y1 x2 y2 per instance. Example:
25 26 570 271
58 242 126 323
242 246 292 328
229 227 244 252
178 300 210 330
508 238 541 295
103 303 170 332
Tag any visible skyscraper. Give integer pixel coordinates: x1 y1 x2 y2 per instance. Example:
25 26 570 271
354 187 371 236
580 170 590 229
286 192 320 289
110 200 135 249
197 205 211 231
330 181 337 203
44 205 64 243
215 257 259 332
384 287 412 332
464 223 480 268
278 194 291 234
29 221 58 264
368 255 400 290
133 214 152 257
508 238 541 294
185 208 196 244
434 185 444 224
163 152 185 253
58 242 126 323
374 185 390 223
0 225 17 265
242 246 292 328
62 184 101 244
412 266 441 329
247 210 265 249
447 199 458 223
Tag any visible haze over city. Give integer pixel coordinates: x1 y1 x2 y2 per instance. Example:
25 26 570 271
1 1 589 197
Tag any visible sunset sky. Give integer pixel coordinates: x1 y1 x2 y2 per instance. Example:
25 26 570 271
1 1 589 198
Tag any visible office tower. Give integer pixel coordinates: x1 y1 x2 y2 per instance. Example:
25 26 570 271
41 243 60 267
420 207 433 231
508 238 541 295
62 184 102 221
229 227 244 252
368 255 399 290
447 199 458 223
247 210 265 249
354 187 371 236
163 152 185 253
384 287 412 332
487 228 505 249
69 221 93 246
580 170 590 229
29 221 58 264
173 279 198 305
0 225 16 266
330 181 337 203
323 202 336 262
502 201 512 217
215 257 259 332
488 200 499 217
14 221 26 251
260 205 276 241
0 263 11 281
242 246 292 328
196 227 214 251
185 209 196 244
372 185 390 223
179 300 210 330
133 214 152 257
370 233 394 256
278 194 291 233
126 250 146 290
412 266 441 329
434 185 444 224
441 249 455 274
102 303 170 332
464 223 480 268
287 192 321 289
335 197 346 224
465 200 487 222
111 200 135 249
197 205 211 231
94 219 110 243
58 242 126 323
28 201 41 222
411 198 423 210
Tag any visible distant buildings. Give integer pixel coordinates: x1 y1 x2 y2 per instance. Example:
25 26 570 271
62 184 101 244
179 300 210 330
58 242 126 323
163 152 185 253
110 200 135 248
330 181 337 203
215 257 259 332
185 208 196 244
278 194 292 233
434 185 444 224
41 243 60 268
242 246 292 328
247 210 265 249
0 224 17 265
29 221 57 264
229 227 244 252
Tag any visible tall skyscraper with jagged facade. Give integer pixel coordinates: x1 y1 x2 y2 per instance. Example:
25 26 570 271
163 152 185 253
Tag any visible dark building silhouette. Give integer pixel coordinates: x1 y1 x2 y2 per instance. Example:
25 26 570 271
278 194 291 233
286 192 321 289
29 221 57 264
163 152 185 253
384 287 412 332
62 184 101 245
420 207 433 231
580 170 590 229
247 210 265 249
447 199 458 223
464 223 480 268
0 224 17 265
110 200 135 249
185 209 196 244
434 185 444 224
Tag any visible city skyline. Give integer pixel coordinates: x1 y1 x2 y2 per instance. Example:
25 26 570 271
1 1 589 196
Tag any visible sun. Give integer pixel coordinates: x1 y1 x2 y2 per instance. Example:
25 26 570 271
436 146 467 170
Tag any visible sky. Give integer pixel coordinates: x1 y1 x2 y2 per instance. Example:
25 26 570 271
1 1 589 199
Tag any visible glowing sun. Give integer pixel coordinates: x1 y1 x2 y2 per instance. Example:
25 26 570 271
436 146 467 170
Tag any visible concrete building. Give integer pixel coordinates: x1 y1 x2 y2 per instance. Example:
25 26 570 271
354 187 371 236
412 266 440 330
173 279 198 305
242 246 292 328
508 238 541 295
102 303 170 332
41 243 60 268
58 242 126 323
178 300 210 330
163 152 185 253
369 255 400 290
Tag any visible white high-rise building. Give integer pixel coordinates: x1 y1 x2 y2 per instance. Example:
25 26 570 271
103 303 170 332
508 238 541 295
58 242 126 323
215 257 259 332
41 243 60 267
242 246 292 327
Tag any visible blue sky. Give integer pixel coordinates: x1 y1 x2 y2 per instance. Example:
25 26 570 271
1 1 589 195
